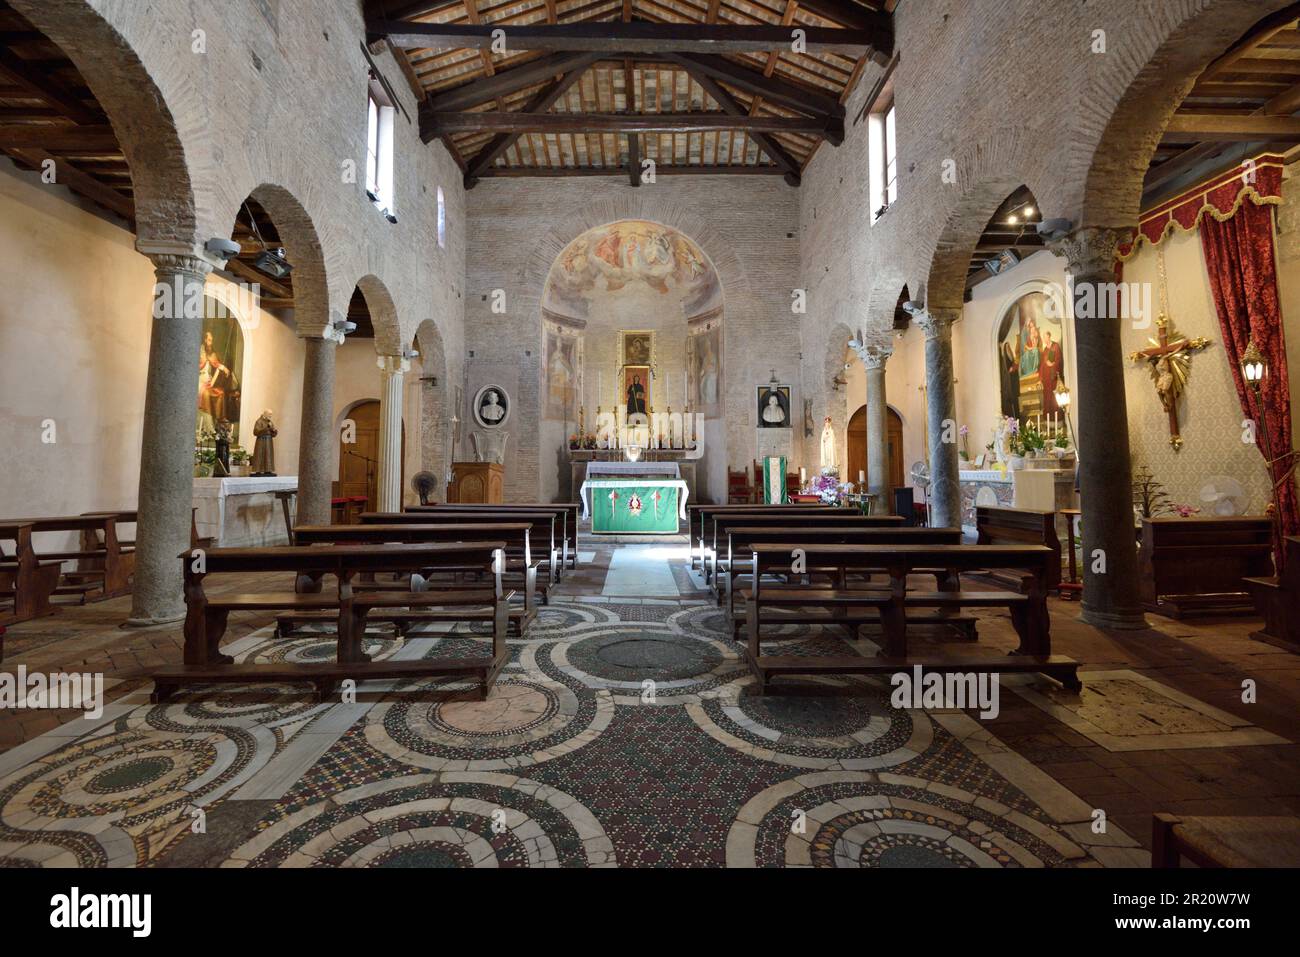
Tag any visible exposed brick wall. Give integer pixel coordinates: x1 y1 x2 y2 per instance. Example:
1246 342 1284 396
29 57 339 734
466 176 801 502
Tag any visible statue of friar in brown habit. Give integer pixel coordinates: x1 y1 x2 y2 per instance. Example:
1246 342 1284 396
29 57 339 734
251 409 277 476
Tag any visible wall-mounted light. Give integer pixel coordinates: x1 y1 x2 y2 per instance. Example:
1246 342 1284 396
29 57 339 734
255 246 293 278
1241 339 1267 390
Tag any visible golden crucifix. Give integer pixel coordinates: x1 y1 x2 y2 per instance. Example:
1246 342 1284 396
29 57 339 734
1128 316 1212 450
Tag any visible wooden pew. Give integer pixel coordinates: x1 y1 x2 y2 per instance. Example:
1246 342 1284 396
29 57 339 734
711 511 904 597
410 502 579 572
721 525 963 626
1139 516 1274 617
691 504 853 580
1152 813 1300 868
363 510 559 602
975 505 1062 594
285 522 537 636
688 502 838 571
0 523 62 626
150 541 510 702
0 514 135 602
1244 535 1300 650
744 542 1079 694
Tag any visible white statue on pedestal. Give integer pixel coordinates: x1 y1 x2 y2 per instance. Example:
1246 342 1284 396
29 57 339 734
819 416 837 471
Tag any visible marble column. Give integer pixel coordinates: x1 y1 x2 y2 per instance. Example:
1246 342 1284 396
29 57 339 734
296 334 338 527
376 355 409 512
851 341 893 513
1051 228 1147 629
916 308 961 529
127 250 214 625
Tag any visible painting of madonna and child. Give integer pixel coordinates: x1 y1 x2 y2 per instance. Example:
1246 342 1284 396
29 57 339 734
996 288 1066 423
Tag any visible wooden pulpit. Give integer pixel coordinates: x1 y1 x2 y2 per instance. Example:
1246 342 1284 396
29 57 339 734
447 462 504 503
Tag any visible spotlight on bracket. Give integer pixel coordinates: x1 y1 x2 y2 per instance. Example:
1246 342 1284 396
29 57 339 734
1035 218 1074 242
902 300 925 317
332 318 357 337
255 246 293 279
204 237 241 261
401 348 420 360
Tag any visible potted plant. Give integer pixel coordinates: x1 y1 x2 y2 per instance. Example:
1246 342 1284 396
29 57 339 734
230 446 250 476
1005 417 1025 470
1133 464 1174 519
194 429 217 478
959 424 971 462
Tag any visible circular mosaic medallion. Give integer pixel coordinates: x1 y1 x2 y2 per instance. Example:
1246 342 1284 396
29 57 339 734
363 649 612 771
688 676 931 770
227 772 615 867
0 726 264 867
729 771 1082 868
542 625 742 701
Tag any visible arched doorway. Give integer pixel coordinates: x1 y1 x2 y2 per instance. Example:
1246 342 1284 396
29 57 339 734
848 405 904 492
337 400 405 513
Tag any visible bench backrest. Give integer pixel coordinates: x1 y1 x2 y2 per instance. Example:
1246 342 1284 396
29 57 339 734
728 526 961 551
749 542 1053 581
182 542 505 581
976 506 1061 587
294 523 531 566
1140 516 1274 598
410 503 574 543
363 510 556 558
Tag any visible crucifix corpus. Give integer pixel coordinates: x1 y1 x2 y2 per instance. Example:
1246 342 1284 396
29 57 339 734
1128 316 1212 450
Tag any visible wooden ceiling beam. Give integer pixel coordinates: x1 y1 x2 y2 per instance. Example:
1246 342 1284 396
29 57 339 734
427 50 603 111
460 52 602 181
428 111 835 134
674 58 804 185
4 146 132 218
627 130 641 186
476 163 785 178
0 123 117 149
0 48 97 124
668 52 844 118
1161 112 1300 142
370 20 883 57
1199 4 1300 83
222 256 293 300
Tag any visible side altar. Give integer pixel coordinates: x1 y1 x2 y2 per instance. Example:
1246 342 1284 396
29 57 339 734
959 464 1076 536
579 461 688 534
193 476 297 546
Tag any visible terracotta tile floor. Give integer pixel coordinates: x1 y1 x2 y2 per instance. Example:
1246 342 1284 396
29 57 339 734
0 539 1297 867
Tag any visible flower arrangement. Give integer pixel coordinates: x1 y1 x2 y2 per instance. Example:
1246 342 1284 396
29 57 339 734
801 466 853 505
959 424 971 461
194 428 217 477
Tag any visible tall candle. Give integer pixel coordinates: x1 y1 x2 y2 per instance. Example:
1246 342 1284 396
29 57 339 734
800 467 807 485
858 470 865 484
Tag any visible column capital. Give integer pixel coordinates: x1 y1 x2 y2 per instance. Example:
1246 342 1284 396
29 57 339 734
855 341 893 370
914 307 958 341
144 252 214 279
1048 226 1129 280
378 354 411 375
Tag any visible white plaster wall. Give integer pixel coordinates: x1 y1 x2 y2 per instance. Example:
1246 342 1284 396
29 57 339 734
0 165 303 530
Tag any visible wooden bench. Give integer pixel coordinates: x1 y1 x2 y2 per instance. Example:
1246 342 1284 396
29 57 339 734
150 541 510 702
975 505 1062 594
409 502 579 572
1245 535 1300 651
711 511 905 597
691 504 856 580
0 523 61 626
743 542 1079 694
1139 516 1274 617
721 525 965 630
1152 813 1300 868
363 510 559 601
285 522 537 637
0 514 135 603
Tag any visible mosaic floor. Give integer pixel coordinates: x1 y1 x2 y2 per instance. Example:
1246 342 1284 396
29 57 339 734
3 601 1138 869
0 542 1296 868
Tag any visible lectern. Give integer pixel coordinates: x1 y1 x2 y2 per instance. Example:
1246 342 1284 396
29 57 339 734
447 462 504 503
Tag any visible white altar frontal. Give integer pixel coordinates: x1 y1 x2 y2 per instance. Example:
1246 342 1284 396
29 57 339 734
958 466 1077 534
193 476 297 546
579 461 689 522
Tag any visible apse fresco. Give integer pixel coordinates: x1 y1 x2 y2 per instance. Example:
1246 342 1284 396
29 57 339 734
542 220 723 323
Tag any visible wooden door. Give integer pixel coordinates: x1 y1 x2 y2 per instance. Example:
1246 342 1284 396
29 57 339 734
847 406 866 484
850 406 906 492
339 400 380 510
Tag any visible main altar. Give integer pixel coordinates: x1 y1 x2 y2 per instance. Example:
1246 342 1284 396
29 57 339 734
579 461 688 534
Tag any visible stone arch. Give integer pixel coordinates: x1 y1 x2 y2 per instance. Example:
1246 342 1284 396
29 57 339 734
353 274 402 354
414 318 451 488
1073 0 1297 227
920 126 1046 309
9 0 198 245
236 184 332 338
822 319 857 474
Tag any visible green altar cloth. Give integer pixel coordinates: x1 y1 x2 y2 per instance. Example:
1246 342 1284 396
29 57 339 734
590 483 680 534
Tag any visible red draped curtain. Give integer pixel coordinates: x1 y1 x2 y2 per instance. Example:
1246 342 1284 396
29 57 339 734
1199 198 1299 567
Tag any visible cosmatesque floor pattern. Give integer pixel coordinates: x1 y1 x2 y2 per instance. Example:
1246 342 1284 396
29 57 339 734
0 540 1296 868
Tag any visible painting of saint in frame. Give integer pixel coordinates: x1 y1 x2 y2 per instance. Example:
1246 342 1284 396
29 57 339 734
686 325 722 417
544 326 582 419
623 365 651 418
622 330 653 366
197 296 243 442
